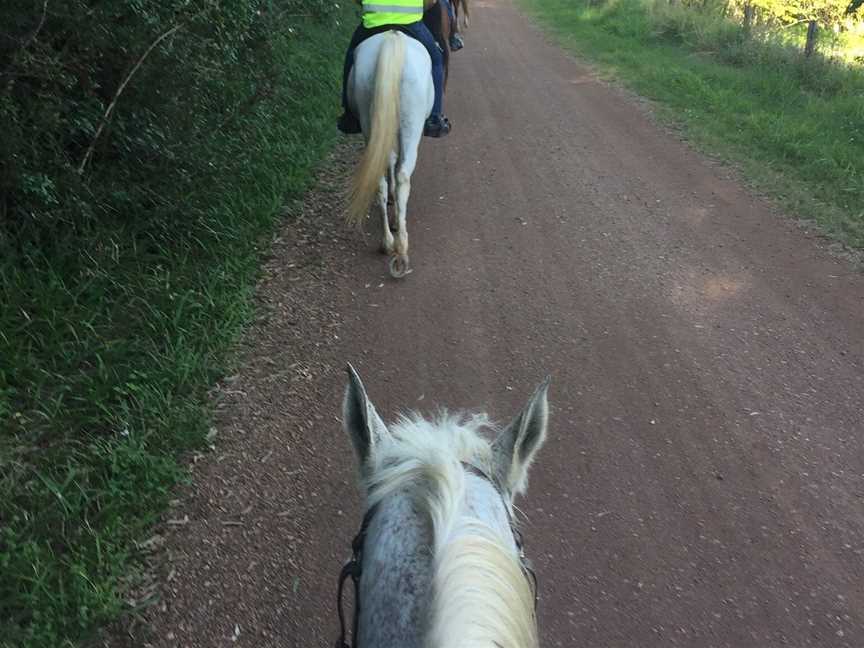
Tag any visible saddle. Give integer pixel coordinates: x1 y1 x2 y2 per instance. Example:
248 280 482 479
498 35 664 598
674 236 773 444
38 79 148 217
353 23 425 49
354 9 449 53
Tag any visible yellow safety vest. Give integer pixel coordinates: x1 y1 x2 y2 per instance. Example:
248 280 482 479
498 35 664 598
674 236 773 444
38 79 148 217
361 0 424 28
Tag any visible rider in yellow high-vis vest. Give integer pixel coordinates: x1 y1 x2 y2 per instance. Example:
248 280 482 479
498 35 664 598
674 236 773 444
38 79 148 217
338 0 451 138
362 0 424 28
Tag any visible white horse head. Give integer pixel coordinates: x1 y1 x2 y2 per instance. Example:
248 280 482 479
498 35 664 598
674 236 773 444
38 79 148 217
346 31 434 278
339 365 549 647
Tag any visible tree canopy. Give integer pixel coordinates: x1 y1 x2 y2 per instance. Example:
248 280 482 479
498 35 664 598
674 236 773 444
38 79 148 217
740 0 863 25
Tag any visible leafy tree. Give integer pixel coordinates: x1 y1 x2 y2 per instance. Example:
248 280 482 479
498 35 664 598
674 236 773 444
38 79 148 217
744 0 858 26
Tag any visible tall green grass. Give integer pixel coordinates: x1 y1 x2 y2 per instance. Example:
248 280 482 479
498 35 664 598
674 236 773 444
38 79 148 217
0 11 353 648
521 0 864 249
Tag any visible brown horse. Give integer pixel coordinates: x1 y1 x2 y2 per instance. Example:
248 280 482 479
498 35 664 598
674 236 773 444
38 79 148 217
452 0 470 31
423 2 450 85
423 0 469 86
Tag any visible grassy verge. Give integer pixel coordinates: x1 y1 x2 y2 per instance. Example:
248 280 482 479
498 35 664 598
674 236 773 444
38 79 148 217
0 10 353 648
519 0 864 249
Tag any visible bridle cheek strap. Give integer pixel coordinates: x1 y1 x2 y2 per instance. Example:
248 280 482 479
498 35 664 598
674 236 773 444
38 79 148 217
335 557 361 648
335 502 378 648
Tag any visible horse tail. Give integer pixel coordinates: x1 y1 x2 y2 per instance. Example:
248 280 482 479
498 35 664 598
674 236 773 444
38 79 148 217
347 31 404 226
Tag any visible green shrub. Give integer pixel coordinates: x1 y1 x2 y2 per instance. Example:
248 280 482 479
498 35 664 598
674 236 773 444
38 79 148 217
0 1 355 646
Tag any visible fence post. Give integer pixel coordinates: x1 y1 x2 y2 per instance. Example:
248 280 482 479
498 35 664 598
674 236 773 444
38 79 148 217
804 20 818 57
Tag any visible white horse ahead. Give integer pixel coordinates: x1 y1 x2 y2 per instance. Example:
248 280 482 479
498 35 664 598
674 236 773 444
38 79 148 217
336 365 549 648
346 30 434 279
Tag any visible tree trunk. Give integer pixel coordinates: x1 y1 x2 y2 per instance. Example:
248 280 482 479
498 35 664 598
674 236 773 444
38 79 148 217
804 20 818 57
743 3 755 32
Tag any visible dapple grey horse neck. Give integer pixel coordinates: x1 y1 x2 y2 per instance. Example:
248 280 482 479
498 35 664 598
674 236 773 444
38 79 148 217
339 365 550 648
357 493 434 647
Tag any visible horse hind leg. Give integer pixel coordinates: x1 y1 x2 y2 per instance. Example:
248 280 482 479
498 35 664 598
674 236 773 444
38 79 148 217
378 175 394 255
388 167 412 278
386 125 422 278
387 154 398 231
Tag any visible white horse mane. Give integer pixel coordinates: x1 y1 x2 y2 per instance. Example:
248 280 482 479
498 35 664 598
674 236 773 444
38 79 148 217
363 411 539 648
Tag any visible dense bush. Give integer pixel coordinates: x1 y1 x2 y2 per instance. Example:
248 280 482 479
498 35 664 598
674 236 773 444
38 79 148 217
0 2 354 646
1 0 343 245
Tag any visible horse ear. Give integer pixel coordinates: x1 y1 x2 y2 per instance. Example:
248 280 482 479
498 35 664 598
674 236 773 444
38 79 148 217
492 377 550 496
343 363 388 469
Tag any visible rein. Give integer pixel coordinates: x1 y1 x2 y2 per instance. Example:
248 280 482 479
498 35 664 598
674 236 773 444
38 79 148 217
335 500 377 648
334 463 539 648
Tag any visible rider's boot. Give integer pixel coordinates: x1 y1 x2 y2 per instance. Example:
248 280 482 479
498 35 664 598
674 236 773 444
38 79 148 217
423 114 451 138
337 111 362 135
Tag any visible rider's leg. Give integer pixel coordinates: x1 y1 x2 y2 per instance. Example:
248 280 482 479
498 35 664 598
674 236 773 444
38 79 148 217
403 22 450 137
338 25 371 134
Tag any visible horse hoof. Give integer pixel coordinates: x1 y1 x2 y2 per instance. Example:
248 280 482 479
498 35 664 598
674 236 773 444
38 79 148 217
388 254 412 278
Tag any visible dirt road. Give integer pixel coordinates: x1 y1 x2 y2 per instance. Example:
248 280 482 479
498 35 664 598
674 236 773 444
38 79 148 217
115 0 864 646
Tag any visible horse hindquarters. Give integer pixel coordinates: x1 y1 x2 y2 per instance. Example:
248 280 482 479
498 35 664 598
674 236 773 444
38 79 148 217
347 32 430 278
347 32 405 226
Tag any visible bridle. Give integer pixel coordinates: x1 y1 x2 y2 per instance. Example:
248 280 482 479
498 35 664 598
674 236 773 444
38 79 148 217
335 462 539 648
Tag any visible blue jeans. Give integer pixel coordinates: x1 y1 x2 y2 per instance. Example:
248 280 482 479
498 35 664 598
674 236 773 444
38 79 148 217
342 22 445 118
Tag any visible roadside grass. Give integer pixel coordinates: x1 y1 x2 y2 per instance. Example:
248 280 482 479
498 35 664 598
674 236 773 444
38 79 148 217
520 0 864 250
0 12 353 648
